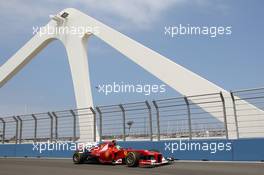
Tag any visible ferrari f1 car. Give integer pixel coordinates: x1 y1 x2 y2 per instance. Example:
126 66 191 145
73 140 174 167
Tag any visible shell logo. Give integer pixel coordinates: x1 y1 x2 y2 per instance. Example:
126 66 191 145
124 151 128 156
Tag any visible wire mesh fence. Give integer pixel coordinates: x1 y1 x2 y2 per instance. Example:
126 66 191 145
231 87 264 138
152 92 227 140
0 87 264 144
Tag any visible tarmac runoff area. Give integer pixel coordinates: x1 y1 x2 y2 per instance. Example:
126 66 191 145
0 158 264 175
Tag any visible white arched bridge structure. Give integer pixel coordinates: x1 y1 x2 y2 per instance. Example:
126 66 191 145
0 8 263 141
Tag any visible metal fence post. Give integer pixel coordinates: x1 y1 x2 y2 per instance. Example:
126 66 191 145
145 101 153 141
152 101 160 141
96 107 102 142
230 91 240 139
70 110 77 142
0 118 5 144
47 112 53 142
13 116 18 144
119 104 126 141
17 116 22 144
32 114 37 143
220 92 229 139
184 96 192 140
89 107 97 142
52 112 58 141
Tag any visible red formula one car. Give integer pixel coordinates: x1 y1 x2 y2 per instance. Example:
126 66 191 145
73 140 174 167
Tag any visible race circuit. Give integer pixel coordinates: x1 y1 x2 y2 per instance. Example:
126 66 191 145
0 158 263 175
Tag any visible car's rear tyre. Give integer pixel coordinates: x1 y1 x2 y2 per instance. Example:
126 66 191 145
73 153 84 164
125 152 140 167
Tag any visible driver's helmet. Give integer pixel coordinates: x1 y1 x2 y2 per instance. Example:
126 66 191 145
116 145 121 150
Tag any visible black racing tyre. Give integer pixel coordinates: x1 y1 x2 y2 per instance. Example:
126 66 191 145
73 153 85 164
125 152 140 167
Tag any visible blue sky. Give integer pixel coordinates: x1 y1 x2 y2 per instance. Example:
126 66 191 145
0 0 264 116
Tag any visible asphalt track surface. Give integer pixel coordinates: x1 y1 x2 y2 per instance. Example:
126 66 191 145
0 158 264 175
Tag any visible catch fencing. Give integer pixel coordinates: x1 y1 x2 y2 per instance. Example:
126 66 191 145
0 87 264 144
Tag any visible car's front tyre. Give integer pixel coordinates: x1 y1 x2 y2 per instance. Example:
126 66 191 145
125 152 140 167
73 153 84 164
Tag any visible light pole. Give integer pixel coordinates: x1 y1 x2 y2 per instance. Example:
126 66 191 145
127 121 134 137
